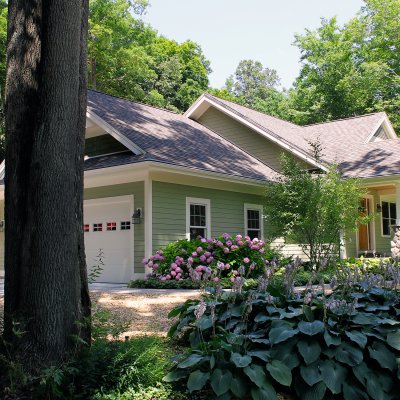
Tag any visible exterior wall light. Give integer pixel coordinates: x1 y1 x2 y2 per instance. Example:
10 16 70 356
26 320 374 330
376 203 382 213
132 208 142 224
0 220 3 232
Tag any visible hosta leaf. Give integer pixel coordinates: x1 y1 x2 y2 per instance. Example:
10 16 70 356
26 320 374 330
368 342 397 371
210 354 215 369
303 381 326 400
352 313 377 325
230 374 248 399
377 318 400 326
345 330 368 348
343 382 369 400
324 330 341 347
303 305 314 322
334 343 363 366
266 360 292 386
187 370 210 392
177 354 204 369
298 320 325 336
250 338 270 344
231 353 252 368
210 369 232 396
300 363 321 386
251 384 277 400
387 331 400 350
163 369 188 382
353 361 370 385
269 326 299 345
365 371 389 400
254 313 270 322
297 340 321 365
320 359 348 394
244 364 268 388
247 350 270 362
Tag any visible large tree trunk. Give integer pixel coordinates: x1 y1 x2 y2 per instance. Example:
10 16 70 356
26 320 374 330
3 0 90 370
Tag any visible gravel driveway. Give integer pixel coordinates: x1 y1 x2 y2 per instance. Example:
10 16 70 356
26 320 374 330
0 281 201 338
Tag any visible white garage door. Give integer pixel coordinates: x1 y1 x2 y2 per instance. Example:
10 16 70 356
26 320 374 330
84 195 134 283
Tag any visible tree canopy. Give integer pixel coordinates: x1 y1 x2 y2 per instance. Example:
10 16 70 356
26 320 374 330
88 0 211 112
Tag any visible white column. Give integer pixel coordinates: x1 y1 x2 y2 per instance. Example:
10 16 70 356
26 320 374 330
396 183 400 226
144 174 153 277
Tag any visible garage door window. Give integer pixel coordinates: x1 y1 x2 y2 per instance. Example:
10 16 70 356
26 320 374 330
107 222 117 231
186 197 211 240
93 223 103 232
121 221 131 230
84 224 90 233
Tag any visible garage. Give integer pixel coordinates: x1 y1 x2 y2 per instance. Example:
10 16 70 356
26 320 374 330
84 195 134 283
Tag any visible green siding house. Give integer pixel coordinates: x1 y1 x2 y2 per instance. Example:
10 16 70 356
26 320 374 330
0 90 399 282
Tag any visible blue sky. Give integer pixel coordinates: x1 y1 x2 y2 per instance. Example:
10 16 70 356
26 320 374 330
141 0 364 89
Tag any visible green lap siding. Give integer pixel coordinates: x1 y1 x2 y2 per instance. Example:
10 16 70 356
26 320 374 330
84 182 145 273
152 181 266 250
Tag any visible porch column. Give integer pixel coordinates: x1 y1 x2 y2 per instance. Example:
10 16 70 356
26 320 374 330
396 183 400 226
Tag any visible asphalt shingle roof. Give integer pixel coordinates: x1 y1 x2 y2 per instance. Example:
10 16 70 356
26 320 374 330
204 94 400 179
87 90 279 182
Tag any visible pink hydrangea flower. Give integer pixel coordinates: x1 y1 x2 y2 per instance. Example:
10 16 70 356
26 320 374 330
192 251 198 257
166 274 171 280
196 247 203 253
223 247 230 254
226 240 232 246
142 258 148 265
237 241 244 246
207 257 214 263
243 257 250 264
160 276 167 281
230 277 235 283
204 251 211 257
201 238 207 243
225 264 230 269
222 233 230 239
170 263 177 270
176 267 182 273
200 255 207 262
236 234 242 241
213 277 219 282
148 261 154 268
233 270 238 276
171 270 177 277
175 274 181 280
153 264 159 270
259 249 265 254
231 245 238 250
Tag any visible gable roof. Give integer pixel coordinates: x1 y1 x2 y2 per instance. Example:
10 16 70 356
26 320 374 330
187 93 400 179
87 90 279 183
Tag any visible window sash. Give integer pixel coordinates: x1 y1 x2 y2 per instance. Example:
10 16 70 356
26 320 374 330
382 201 397 236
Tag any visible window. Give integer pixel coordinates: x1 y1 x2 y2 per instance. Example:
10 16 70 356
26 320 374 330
186 197 210 240
244 204 263 240
93 223 103 232
84 224 89 233
382 201 397 236
121 221 131 230
107 222 117 231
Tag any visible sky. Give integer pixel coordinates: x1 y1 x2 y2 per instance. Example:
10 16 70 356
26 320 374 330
141 0 365 90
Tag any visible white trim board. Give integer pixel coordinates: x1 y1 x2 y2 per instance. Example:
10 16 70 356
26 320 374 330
185 197 211 240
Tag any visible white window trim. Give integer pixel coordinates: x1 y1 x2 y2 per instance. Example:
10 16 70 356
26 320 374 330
380 194 396 237
244 203 264 239
186 197 211 240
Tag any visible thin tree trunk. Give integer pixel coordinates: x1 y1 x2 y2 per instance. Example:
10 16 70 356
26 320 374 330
4 0 90 370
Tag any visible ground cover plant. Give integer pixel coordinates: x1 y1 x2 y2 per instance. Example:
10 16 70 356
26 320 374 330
165 257 400 400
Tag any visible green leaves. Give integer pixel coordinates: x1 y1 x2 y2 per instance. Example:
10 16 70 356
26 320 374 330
210 369 232 396
187 370 210 392
320 360 347 394
297 340 321 365
298 320 325 336
266 360 292 386
177 354 204 369
231 353 252 368
345 330 367 348
334 343 363 366
243 364 268 388
368 342 397 371
387 331 400 350
269 326 299 345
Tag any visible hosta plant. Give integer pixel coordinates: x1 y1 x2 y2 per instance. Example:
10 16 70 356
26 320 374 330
164 260 400 400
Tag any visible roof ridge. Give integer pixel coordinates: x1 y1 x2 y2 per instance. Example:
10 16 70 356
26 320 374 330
303 112 386 127
203 93 320 164
88 89 181 116
204 92 300 127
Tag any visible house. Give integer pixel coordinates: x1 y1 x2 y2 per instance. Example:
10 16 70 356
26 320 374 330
0 90 399 282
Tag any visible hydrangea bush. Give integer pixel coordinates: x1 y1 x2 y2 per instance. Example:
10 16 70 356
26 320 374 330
143 234 285 282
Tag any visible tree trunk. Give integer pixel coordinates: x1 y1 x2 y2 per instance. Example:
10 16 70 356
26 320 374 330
3 0 90 371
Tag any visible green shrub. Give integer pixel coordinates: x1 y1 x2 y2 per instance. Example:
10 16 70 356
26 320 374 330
165 260 400 400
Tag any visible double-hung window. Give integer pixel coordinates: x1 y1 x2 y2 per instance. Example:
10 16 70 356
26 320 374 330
186 197 210 240
244 204 263 240
381 200 397 236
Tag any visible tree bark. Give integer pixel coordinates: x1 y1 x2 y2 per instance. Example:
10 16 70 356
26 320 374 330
3 0 90 370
